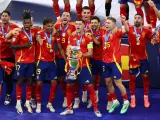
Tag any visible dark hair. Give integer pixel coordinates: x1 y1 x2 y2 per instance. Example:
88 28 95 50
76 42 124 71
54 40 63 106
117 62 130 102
22 10 31 20
82 6 90 11
107 16 116 23
134 13 143 19
62 11 71 16
43 18 53 25
2 10 10 16
91 16 100 23
76 18 85 24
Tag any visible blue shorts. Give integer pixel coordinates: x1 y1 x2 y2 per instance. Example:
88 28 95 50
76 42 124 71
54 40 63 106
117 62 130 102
65 67 92 85
36 61 57 81
15 62 35 78
56 58 66 77
90 58 102 75
130 59 149 75
102 62 122 80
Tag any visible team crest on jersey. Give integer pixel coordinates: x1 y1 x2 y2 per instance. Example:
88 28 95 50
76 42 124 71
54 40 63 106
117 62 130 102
23 36 27 39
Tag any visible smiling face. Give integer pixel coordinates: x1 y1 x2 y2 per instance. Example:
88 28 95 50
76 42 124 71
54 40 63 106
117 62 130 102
91 19 100 31
105 19 115 31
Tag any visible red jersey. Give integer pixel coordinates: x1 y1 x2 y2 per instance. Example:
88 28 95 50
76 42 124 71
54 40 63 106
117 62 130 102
0 22 19 59
100 29 124 63
69 34 93 67
55 23 76 58
86 28 103 60
128 26 152 60
11 28 37 63
36 30 57 62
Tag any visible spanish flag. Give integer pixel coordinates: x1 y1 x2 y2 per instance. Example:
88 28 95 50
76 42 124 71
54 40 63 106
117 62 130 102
121 44 130 82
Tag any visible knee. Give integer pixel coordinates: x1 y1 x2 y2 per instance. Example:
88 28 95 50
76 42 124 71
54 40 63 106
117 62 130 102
114 80 123 88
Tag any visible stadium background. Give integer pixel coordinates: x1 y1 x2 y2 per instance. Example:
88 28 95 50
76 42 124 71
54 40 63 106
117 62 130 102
1 0 160 88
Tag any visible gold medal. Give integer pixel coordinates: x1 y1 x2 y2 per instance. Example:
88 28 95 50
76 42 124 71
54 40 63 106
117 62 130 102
50 49 53 52
104 42 107 49
136 42 140 45
136 37 140 46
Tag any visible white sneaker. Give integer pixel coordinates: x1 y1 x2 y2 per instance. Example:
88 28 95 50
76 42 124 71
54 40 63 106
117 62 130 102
60 108 73 116
94 110 102 117
30 98 36 109
36 104 41 113
62 97 67 108
46 103 55 112
73 98 80 109
87 100 92 108
24 103 33 113
16 104 23 114
106 101 113 110
82 91 87 103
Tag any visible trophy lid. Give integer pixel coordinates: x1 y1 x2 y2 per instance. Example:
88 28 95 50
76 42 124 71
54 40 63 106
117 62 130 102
71 46 80 51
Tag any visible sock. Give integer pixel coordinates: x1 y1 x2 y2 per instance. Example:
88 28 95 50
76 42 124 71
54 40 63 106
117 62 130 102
122 93 128 101
64 4 70 12
66 84 74 110
73 81 79 98
82 84 87 91
149 6 157 28
16 85 22 100
110 92 117 100
89 3 95 16
120 5 127 18
26 100 30 105
135 6 144 18
129 75 136 96
17 100 21 105
76 4 82 18
126 3 129 20
26 85 32 101
142 76 150 96
87 85 98 111
36 83 42 104
146 15 151 24
107 93 112 102
94 75 100 91
48 83 58 103
60 80 66 97
52 2 60 18
105 2 112 17
120 5 127 26
31 85 36 99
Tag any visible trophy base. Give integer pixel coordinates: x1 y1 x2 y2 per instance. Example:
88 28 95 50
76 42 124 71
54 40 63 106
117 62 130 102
66 75 77 81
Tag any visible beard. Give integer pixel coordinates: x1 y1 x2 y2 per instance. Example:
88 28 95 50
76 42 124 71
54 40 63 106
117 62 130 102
134 22 141 27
